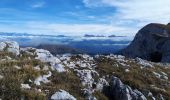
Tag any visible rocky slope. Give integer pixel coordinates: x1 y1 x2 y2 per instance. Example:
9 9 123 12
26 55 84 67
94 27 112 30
121 23 170 63
0 41 170 100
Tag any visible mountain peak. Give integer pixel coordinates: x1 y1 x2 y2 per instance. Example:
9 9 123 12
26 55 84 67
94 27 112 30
168 23 170 25
139 23 170 37
121 22 170 63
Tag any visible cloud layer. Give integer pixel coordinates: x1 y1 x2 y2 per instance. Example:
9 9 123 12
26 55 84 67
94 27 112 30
0 21 136 36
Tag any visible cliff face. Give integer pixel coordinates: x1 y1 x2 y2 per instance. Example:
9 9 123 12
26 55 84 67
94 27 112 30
121 23 170 62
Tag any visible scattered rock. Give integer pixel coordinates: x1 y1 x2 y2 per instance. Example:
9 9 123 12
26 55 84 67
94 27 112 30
159 94 165 100
22 48 66 72
153 71 169 80
0 42 6 51
125 69 130 72
13 65 21 69
0 75 4 79
53 63 66 72
96 78 109 91
83 88 97 100
0 41 20 55
51 89 76 100
35 49 60 63
147 91 156 100
34 65 41 71
136 57 153 68
76 69 99 87
35 49 66 72
153 72 161 78
34 71 52 85
21 84 31 89
43 65 49 70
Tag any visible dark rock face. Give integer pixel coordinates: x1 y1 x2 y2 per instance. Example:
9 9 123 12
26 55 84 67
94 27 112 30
121 23 170 62
103 76 146 100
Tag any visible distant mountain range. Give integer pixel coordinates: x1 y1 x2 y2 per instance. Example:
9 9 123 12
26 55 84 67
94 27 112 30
0 32 68 37
0 32 127 38
0 32 133 55
84 34 126 37
36 44 84 55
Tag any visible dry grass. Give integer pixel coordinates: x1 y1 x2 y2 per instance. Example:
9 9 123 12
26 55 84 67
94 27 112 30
0 51 90 99
40 70 85 100
0 65 47 99
0 51 48 99
93 91 109 100
95 56 170 99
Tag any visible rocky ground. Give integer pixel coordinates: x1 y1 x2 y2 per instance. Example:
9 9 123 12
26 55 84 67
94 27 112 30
0 41 170 100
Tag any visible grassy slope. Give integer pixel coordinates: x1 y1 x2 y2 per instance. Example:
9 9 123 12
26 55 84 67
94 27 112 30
0 51 170 100
0 51 85 100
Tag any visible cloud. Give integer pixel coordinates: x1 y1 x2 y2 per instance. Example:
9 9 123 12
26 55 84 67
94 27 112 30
83 0 170 29
31 1 45 8
2 0 169 36
0 21 137 36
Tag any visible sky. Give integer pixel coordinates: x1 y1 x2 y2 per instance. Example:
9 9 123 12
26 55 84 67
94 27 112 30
0 0 170 36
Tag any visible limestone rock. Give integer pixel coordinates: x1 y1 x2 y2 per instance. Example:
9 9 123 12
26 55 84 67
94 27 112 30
0 41 20 55
106 76 147 100
121 23 170 63
51 90 76 100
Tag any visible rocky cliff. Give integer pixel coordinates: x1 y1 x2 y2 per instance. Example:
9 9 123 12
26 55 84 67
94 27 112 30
121 23 170 63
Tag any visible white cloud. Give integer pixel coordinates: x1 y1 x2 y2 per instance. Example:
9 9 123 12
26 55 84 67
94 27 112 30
31 1 45 8
0 21 137 36
43 0 170 36
83 0 170 30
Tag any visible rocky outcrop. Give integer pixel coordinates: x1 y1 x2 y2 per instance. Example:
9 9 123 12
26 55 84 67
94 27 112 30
104 76 147 100
21 47 66 72
0 41 168 99
121 23 170 62
51 90 76 100
0 42 6 51
0 41 20 55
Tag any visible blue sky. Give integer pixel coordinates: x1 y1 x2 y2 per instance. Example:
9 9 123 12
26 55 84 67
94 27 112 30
0 0 170 36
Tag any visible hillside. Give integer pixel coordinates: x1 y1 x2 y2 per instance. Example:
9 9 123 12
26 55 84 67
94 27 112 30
0 41 169 100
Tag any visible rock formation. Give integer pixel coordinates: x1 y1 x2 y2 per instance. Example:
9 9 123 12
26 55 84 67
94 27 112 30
0 41 20 55
51 90 76 100
121 23 170 62
107 76 147 100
